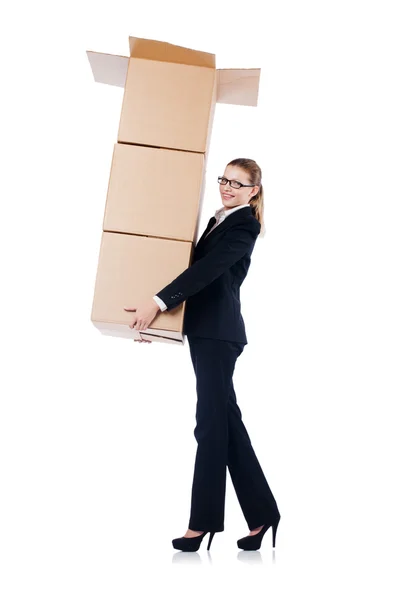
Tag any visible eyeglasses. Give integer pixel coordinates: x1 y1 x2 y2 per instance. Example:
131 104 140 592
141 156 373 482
218 176 257 190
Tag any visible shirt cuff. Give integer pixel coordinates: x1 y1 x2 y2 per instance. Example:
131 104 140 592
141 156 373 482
153 295 167 312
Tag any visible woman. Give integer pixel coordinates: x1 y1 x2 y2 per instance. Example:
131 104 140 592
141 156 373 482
124 158 281 552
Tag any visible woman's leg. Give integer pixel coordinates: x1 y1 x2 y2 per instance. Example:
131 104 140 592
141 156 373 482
186 336 241 533
227 379 280 531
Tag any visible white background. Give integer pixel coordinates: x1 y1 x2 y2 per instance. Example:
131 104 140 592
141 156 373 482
1 1 396 598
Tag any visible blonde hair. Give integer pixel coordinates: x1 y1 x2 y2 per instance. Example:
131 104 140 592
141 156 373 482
227 158 265 238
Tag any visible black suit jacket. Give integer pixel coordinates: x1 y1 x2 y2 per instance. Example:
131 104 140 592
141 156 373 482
155 204 261 344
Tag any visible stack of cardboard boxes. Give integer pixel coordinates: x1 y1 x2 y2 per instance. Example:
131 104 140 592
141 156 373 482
86 35 260 345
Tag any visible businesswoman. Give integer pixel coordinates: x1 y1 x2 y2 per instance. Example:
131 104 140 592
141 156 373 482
124 158 281 552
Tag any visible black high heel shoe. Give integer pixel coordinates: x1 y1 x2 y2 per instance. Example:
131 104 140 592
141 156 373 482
237 515 280 551
172 530 216 552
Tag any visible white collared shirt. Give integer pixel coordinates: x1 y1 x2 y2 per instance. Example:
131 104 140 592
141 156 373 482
153 204 251 312
205 203 250 238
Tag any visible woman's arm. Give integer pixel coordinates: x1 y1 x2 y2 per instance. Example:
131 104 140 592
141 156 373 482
155 220 260 311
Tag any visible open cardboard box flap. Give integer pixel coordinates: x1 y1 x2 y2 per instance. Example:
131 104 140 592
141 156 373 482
86 35 261 107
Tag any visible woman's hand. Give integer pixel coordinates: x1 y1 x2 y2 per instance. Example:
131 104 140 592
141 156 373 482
123 299 161 344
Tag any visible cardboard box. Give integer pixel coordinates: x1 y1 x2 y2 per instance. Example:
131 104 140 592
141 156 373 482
91 231 192 344
87 36 261 110
103 143 206 242
118 54 217 152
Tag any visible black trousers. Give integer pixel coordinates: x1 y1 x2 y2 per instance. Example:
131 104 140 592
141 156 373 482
187 336 280 533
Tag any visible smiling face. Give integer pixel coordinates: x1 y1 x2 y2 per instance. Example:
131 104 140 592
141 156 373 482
219 166 260 209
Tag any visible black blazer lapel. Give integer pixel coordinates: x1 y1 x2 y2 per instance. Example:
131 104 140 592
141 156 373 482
195 216 216 248
195 205 254 253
